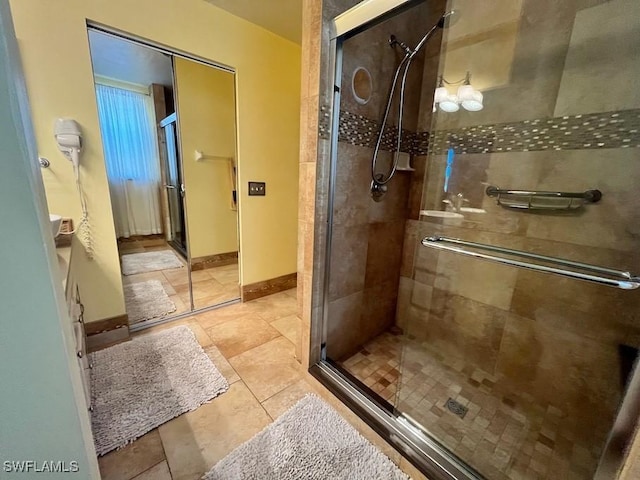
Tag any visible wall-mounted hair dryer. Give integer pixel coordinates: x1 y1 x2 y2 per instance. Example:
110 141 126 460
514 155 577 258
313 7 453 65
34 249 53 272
54 118 82 169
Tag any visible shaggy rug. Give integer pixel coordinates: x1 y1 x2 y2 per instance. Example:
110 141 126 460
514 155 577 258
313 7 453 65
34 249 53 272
121 250 183 275
203 394 410 480
124 280 176 324
90 326 229 455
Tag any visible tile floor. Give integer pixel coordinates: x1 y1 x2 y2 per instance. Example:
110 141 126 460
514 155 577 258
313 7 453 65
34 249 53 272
98 288 424 480
341 332 606 480
118 237 240 325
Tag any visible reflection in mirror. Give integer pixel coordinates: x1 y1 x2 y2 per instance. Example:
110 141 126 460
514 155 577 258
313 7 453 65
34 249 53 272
159 113 188 257
88 29 191 327
173 57 240 310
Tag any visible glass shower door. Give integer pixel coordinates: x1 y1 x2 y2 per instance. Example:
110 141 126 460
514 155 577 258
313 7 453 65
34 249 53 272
393 1 640 479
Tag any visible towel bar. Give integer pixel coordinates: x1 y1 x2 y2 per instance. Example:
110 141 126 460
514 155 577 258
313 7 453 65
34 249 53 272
421 235 640 290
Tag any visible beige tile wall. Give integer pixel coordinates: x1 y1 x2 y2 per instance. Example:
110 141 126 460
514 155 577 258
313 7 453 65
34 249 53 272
298 0 323 368
554 0 640 117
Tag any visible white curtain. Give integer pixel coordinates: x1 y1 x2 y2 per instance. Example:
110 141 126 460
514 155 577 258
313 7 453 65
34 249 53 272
96 84 162 238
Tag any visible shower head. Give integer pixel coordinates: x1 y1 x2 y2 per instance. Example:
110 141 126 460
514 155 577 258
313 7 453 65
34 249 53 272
437 10 457 29
389 11 458 59
389 34 413 55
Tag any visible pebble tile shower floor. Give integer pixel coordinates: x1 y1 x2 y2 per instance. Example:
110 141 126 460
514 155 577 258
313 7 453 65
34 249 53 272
341 332 605 480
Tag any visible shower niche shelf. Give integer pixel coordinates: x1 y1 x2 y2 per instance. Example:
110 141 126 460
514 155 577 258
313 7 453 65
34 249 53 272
394 151 414 172
486 185 602 211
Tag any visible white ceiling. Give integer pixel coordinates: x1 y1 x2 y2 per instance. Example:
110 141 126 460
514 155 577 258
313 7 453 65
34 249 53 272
204 0 302 44
88 30 174 87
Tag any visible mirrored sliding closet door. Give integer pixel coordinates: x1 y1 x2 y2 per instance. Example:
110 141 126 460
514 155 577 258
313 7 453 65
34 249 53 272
88 28 240 330
173 57 240 311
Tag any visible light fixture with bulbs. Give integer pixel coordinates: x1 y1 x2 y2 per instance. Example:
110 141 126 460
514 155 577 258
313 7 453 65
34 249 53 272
433 72 483 112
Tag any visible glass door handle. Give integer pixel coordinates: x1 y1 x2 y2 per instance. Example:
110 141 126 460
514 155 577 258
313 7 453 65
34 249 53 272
422 235 640 290
164 184 176 189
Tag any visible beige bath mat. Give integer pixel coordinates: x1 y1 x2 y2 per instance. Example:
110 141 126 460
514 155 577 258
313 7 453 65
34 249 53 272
124 279 176 324
121 250 183 275
90 326 229 455
203 394 410 479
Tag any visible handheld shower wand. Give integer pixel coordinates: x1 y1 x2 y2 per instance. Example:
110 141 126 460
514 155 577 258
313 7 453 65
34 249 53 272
370 11 456 201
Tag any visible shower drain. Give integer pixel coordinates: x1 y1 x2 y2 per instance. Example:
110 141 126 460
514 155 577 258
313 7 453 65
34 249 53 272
444 398 468 419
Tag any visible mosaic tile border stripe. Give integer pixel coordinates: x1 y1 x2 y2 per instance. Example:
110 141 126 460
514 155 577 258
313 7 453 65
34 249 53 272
319 105 422 154
428 108 640 155
319 105 640 155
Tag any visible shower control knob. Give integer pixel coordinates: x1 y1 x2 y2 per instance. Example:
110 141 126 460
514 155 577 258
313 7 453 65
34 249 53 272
370 177 388 202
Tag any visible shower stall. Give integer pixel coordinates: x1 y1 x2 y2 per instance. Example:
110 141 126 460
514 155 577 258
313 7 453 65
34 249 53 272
310 0 640 478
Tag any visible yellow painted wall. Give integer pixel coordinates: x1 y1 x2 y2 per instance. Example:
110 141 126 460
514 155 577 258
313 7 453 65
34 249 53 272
174 58 239 259
9 0 301 321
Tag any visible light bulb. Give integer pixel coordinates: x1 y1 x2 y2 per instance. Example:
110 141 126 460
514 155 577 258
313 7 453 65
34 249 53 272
439 94 460 112
462 94 483 111
458 84 483 111
434 86 450 104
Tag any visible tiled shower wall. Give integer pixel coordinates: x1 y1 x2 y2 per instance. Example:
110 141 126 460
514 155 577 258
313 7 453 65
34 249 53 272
324 0 446 360
396 0 640 453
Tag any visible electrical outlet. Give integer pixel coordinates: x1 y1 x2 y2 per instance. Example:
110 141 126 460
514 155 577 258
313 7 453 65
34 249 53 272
248 181 266 196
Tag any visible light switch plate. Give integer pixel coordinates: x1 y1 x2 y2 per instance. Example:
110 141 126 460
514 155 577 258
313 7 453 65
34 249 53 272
248 181 266 196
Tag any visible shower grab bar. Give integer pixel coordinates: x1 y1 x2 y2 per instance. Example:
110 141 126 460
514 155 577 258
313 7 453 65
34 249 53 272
485 186 602 202
421 235 640 290
485 186 602 211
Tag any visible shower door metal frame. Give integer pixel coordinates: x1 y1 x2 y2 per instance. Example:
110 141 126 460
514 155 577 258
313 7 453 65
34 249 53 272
159 112 188 258
311 1 481 478
311 1 640 479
